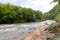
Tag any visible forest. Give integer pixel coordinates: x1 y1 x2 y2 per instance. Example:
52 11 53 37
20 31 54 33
45 0 60 39
44 0 60 24
0 0 60 24
0 3 45 24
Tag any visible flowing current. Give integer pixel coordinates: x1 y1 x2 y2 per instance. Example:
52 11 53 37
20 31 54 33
0 20 56 40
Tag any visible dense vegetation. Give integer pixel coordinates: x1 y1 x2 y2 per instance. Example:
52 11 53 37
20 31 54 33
0 3 45 24
0 0 60 24
45 0 60 40
44 0 60 23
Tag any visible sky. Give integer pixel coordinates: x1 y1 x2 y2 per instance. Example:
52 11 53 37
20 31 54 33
0 0 58 13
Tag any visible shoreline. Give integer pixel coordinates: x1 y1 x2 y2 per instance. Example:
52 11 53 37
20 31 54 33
19 25 49 40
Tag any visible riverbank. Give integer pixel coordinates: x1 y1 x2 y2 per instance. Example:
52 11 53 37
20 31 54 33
20 23 60 40
0 20 56 40
19 25 49 40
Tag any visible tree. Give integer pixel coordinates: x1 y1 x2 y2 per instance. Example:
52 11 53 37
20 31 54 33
0 3 45 24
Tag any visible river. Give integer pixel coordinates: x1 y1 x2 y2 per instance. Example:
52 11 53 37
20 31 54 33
0 20 56 40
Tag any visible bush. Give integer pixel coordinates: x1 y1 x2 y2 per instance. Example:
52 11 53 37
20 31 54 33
55 14 60 24
0 3 45 24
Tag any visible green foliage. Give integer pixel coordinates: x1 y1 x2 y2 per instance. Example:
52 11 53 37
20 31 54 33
44 2 60 23
53 0 59 2
0 3 45 24
53 0 60 2
55 14 60 23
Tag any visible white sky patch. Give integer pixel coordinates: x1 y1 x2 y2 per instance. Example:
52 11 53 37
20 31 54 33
0 0 58 13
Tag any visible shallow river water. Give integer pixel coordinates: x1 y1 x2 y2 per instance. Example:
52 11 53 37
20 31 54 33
0 20 56 40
